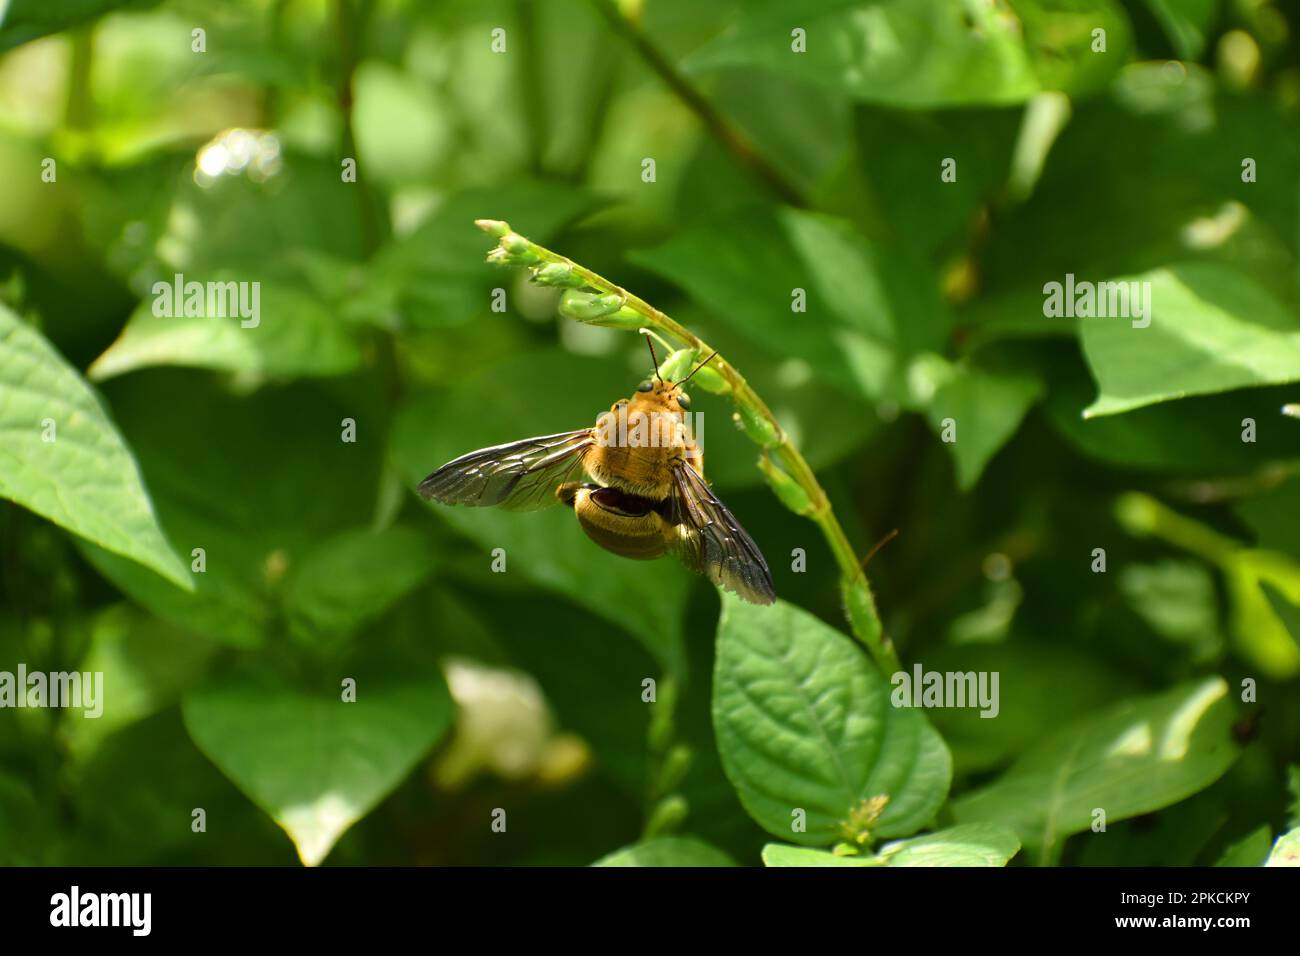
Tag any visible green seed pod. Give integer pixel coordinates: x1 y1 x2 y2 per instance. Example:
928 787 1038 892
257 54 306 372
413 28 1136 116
732 403 780 448
531 262 585 288
657 744 692 793
841 575 884 650
758 455 812 515
644 794 689 837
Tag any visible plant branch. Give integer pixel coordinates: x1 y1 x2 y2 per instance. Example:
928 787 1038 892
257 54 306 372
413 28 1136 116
588 0 806 208
476 221 900 676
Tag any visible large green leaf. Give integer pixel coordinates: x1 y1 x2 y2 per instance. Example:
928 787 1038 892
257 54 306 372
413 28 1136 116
685 0 1129 108
1081 263 1300 417
0 305 190 589
952 677 1239 856
593 836 736 867
631 206 949 404
391 348 691 672
182 660 453 866
762 822 1020 866
713 595 951 845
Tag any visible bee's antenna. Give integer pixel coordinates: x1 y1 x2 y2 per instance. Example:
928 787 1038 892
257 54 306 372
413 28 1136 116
679 350 719 386
644 333 665 386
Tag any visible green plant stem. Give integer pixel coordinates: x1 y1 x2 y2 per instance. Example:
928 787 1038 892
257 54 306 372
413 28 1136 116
588 0 806 208
484 225 901 676
334 0 383 257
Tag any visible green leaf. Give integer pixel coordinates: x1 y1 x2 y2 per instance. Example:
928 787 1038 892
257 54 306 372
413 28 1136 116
1144 0 1218 60
874 823 1021 866
391 348 691 673
713 595 951 845
631 206 948 404
761 843 877 867
1224 551 1300 680
89 281 365 382
0 0 158 51
78 373 385 649
1213 825 1272 867
923 363 1043 489
61 604 216 761
593 836 736 867
762 823 1020 866
0 305 190 589
685 0 1130 108
1265 827 1300 867
952 678 1239 855
921 643 1131 777
282 526 438 641
182 660 454 866
1081 263 1300 417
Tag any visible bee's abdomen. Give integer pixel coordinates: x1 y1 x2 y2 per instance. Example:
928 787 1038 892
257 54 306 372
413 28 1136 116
573 487 670 560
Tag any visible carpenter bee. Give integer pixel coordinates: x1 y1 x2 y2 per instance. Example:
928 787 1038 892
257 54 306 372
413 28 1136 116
418 339 775 605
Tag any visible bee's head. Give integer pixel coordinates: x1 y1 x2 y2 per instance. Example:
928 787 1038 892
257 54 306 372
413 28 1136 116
631 376 691 413
632 333 715 414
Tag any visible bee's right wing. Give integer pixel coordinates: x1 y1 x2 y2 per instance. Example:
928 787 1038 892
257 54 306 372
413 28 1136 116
665 462 775 605
418 429 594 511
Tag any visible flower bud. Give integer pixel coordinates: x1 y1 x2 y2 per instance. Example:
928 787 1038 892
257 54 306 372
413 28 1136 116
531 262 585 288
474 219 512 238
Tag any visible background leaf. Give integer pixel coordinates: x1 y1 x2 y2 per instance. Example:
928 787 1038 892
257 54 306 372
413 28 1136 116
182 659 454 866
952 678 1239 857
1081 263 1300 418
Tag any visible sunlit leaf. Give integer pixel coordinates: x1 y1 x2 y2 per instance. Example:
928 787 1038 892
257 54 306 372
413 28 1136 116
0 304 190 589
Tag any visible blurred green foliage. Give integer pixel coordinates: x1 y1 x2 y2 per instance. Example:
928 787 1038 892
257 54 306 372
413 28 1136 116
1 0 1299 867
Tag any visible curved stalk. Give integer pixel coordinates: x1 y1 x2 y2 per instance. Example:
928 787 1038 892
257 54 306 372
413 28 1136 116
476 220 901 676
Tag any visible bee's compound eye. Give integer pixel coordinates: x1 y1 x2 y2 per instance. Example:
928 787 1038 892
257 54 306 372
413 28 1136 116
637 381 654 392
677 392 691 410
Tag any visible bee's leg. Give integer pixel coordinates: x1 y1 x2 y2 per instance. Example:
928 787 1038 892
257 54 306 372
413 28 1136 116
556 482 598 508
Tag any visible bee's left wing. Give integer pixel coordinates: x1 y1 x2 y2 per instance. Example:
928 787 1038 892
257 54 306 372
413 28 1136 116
665 463 775 605
418 429 594 511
